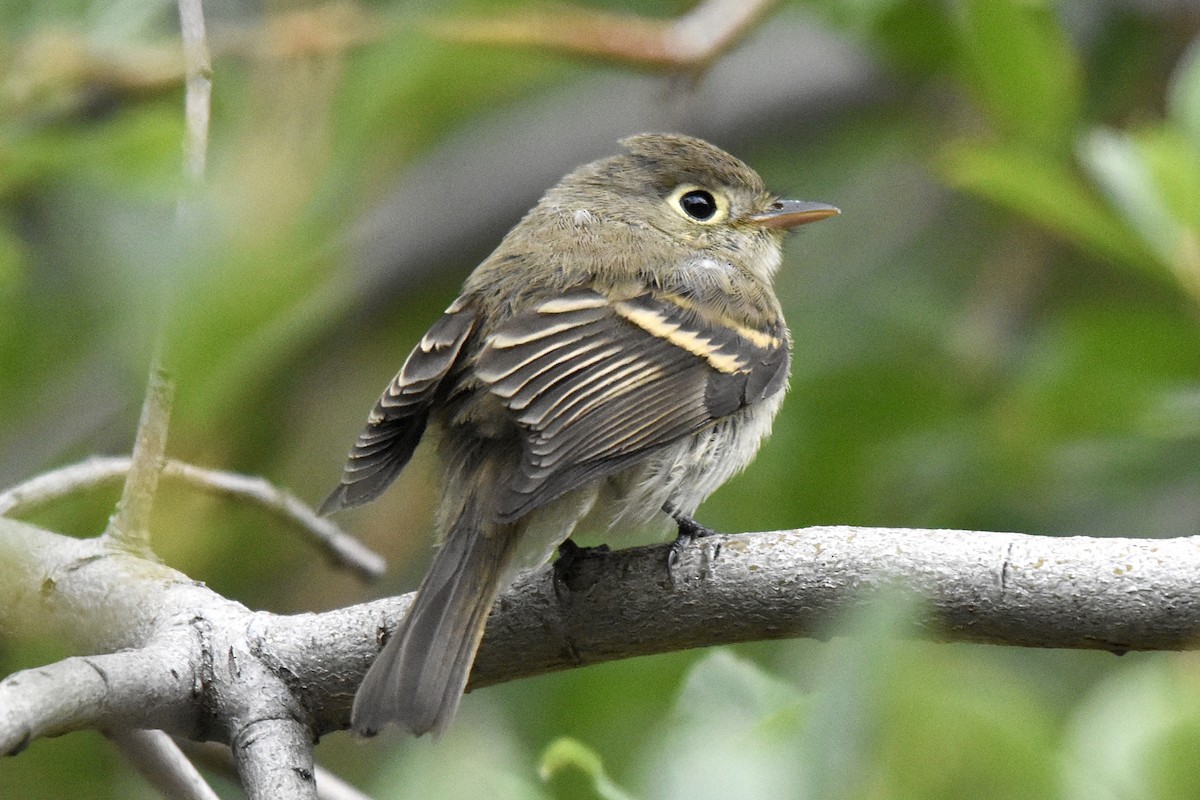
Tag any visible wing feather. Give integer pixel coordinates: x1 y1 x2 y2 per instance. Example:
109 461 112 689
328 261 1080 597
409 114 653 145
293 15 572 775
320 302 477 513
475 287 789 521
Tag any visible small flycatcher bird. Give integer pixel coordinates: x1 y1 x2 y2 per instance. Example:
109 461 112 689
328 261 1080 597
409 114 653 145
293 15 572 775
321 133 838 737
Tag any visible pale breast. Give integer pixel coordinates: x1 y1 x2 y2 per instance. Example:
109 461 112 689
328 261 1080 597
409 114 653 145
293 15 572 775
600 387 787 530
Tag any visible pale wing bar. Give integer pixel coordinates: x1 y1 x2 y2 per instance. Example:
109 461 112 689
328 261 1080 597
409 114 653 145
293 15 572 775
475 287 789 521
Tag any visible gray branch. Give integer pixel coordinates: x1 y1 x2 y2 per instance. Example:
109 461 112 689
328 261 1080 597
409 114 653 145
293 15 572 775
233 718 319 800
0 456 384 580
107 730 221 800
183 741 374 800
3 517 1198 793
102 365 174 555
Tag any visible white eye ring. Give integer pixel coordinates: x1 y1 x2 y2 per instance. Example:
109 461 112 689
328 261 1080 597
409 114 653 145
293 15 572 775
667 184 729 225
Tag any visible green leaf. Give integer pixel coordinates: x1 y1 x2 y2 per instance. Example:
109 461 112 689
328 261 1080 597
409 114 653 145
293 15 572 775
539 737 637 800
638 650 809 800
1081 128 1200 297
1167 37 1200 149
955 0 1082 149
940 141 1159 272
1138 128 1200 231
368 714 551 800
1063 657 1200 800
796 589 924 800
1082 129 1179 262
877 645 1058 799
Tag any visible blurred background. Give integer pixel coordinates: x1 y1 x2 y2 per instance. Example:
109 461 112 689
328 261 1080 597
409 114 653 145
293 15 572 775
3 0 1200 797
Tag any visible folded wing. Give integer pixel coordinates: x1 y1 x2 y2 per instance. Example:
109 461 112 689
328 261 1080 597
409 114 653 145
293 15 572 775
319 300 477 514
475 287 788 522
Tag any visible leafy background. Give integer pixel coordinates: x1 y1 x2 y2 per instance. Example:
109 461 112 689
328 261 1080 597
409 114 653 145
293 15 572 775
3 0 1200 797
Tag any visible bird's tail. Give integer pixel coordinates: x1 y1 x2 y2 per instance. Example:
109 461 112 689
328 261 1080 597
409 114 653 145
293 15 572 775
351 491 516 738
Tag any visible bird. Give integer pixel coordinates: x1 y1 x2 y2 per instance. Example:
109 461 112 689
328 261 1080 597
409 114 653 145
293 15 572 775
320 133 838 737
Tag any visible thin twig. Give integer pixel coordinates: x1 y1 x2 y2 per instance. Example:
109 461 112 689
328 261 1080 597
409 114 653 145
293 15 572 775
0 457 120 515
178 0 212 189
430 0 782 72
107 729 221 800
4 5 384 122
97 0 211 552
99 0 212 553
102 367 174 555
0 456 384 580
165 461 385 581
310 763 375 800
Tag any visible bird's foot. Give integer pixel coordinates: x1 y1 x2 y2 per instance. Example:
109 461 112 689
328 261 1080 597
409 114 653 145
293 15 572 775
664 505 720 573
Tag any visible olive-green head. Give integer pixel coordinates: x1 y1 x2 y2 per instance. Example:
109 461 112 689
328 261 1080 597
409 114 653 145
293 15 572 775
471 133 838 300
560 133 834 232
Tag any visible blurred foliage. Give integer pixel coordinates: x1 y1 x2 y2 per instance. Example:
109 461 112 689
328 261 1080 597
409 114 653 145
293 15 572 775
2 0 1200 797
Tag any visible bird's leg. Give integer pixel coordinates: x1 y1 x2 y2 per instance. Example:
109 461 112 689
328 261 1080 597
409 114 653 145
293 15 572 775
664 503 719 571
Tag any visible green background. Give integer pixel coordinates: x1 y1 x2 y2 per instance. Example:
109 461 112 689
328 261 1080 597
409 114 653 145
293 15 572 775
3 0 1200 797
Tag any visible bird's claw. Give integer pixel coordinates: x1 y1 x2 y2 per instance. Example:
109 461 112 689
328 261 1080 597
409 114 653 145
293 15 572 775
664 505 719 575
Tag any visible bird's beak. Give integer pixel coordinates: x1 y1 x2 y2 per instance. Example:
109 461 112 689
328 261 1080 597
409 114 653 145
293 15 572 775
747 200 840 230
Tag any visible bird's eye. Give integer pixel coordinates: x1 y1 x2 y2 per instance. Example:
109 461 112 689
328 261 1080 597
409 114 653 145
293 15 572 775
667 184 729 225
678 189 717 221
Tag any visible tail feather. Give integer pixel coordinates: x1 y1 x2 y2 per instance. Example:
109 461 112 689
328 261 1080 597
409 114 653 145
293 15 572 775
351 499 515 737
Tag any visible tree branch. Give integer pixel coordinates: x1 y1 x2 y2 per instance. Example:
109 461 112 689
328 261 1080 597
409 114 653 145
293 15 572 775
2 4 385 122
4 516 1199 765
183 741 374 800
0 639 198 754
102 366 174 555
470 525 1200 679
4 513 1195 786
96 0 209 556
178 0 212 189
430 0 782 72
0 456 383 580
233 718 319 800
107 730 221 800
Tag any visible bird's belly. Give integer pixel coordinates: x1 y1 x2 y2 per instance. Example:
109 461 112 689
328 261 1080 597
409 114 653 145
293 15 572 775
599 388 786 530
502 387 786 576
